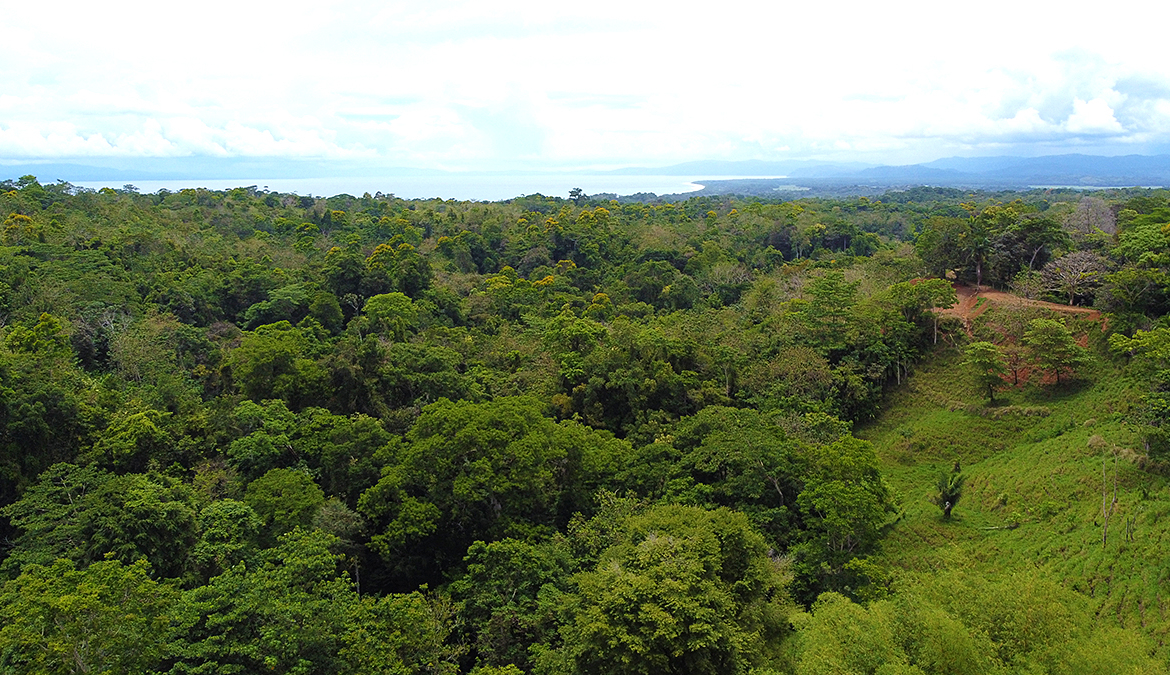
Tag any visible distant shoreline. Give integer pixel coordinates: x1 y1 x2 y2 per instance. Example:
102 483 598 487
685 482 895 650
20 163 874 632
66 174 717 201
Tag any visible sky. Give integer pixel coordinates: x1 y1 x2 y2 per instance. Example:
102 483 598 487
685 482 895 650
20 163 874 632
2 0 1170 173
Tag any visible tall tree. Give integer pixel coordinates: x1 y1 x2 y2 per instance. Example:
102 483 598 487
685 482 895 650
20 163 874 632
358 397 624 588
793 435 895 601
796 271 859 355
964 341 1008 402
1024 319 1092 385
1 464 197 579
558 505 792 675
1042 251 1108 305
0 558 178 675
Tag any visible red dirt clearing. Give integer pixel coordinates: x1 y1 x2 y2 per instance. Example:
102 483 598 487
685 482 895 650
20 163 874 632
937 283 1103 334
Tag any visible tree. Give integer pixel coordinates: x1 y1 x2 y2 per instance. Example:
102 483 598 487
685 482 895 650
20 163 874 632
964 341 1007 402
4 312 72 358
558 505 792 675
622 260 699 311
1 212 43 245
659 406 805 548
292 408 392 507
242 284 313 328
1042 251 1108 305
361 292 419 341
567 318 704 432
0 464 198 579
1100 265 1169 318
244 468 325 546
227 400 391 504
339 591 462 675
0 558 178 675
83 402 173 471
963 204 1013 289
1005 213 1068 273
223 321 329 409
930 467 966 519
0 334 96 507
362 243 433 298
190 499 262 582
167 529 354 675
1011 270 1045 300
170 530 460 675
793 435 895 600
882 278 956 347
1023 319 1091 385
325 335 470 417
920 278 958 345
916 205 1031 288
1109 327 1170 455
448 538 572 672
358 396 624 588
1065 196 1117 241
1113 211 1170 264
226 399 298 481
915 216 966 279
796 271 859 355
792 573 1163 675
790 593 908 675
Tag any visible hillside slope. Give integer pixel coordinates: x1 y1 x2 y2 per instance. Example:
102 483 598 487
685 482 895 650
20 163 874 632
858 308 1170 658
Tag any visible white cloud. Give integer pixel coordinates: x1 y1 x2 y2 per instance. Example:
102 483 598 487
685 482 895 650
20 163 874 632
0 123 115 157
115 119 179 156
1064 98 1126 134
0 116 367 160
999 109 1051 135
2 0 1170 168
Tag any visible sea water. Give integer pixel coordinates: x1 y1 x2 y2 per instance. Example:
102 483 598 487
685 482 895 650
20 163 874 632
70 174 760 201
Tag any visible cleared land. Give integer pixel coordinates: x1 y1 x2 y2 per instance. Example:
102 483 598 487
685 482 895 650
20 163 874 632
859 304 1170 656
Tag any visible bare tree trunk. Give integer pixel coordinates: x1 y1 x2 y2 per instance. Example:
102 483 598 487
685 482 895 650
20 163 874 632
1102 451 1118 548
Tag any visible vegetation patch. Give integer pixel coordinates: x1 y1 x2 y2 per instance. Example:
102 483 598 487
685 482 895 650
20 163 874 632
1 176 1169 672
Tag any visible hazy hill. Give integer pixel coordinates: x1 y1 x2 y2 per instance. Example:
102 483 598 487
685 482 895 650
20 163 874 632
4 154 1168 201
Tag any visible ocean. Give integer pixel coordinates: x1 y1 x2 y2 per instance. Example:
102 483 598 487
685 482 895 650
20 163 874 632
69 174 761 201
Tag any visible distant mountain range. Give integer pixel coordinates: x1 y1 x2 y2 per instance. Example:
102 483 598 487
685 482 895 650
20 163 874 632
852 154 1170 186
3 154 1168 193
601 159 877 177
615 155 1170 188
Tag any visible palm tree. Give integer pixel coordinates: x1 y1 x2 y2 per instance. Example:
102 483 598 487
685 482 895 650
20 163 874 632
931 470 966 519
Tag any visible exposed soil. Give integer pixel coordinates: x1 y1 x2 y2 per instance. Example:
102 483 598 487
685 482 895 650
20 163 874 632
937 283 1102 335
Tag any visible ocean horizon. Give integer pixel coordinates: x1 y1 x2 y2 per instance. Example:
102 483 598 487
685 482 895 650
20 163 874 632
65 174 791 201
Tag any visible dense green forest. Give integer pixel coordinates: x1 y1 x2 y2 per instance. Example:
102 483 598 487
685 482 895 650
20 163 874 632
1 174 1169 674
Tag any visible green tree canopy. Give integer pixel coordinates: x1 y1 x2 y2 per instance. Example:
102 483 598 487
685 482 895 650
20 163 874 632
1024 319 1092 385
0 558 179 675
793 435 895 601
166 528 458 675
1 463 197 579
964 341 1008 402
556 505 792 675
358 396 625 587
244 467 326 546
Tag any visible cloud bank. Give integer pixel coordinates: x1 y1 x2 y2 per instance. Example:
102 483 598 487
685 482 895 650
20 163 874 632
3 0 1169 170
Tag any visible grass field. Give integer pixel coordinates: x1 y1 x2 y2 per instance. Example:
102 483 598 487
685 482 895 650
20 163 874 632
858 307 1170 657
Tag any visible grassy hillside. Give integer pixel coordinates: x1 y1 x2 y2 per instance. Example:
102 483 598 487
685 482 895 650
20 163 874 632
859 306 1170 657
